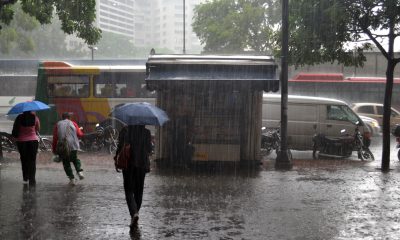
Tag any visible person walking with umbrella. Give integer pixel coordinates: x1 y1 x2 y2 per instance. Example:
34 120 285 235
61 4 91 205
115 125 152 229
111 102 169 229
9 101 50 186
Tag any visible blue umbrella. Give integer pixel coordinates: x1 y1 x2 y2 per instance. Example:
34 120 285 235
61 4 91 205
111 102 169 126
7 100 50 115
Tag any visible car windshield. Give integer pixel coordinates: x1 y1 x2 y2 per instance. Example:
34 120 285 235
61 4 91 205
341 105 361 124
328 105 360 124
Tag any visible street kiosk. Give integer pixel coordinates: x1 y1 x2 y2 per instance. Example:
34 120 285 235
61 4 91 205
146 55 279 164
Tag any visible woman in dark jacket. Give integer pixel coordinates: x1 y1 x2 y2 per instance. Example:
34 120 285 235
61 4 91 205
114 125 152 228
12 111 40 186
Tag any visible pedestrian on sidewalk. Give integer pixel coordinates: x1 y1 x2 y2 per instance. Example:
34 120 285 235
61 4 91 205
114 125 152 229
11 111 40 186
52 112 84 185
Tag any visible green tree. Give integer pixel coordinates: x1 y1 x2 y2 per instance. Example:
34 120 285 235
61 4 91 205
0 0 101 46
0 3 86 58
288 0 400 171
192 0 279 54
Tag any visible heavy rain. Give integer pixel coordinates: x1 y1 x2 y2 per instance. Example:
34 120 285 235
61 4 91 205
1 0 400 239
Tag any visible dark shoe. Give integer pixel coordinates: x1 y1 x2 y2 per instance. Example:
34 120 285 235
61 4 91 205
130 213 139 228
29 179 36 186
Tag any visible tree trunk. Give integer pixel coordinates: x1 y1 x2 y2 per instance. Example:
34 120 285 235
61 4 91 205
381 59 395 171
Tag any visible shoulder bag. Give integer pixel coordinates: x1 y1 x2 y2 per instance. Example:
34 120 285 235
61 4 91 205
115 143 131 170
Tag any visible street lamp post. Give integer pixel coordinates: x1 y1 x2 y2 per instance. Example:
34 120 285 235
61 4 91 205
89 46 98 61
275 0 293 170
183 0 186 54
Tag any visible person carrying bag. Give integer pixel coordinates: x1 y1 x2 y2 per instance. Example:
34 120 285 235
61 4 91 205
114 125 152 229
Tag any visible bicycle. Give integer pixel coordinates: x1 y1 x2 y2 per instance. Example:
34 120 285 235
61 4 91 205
37 132 53 152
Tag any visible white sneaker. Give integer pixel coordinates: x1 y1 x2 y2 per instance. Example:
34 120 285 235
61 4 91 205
69 178 76 185
78 171 85 180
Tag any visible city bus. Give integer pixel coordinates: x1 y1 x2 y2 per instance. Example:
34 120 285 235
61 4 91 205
35 60 156 134
288 73 400 109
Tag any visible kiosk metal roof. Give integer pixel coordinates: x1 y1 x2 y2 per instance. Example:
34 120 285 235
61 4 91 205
146 55 279 92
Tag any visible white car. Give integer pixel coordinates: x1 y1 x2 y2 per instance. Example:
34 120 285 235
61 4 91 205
359 115 381 136
352 102 400 129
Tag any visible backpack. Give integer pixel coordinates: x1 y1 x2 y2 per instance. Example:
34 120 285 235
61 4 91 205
56 123 71 156
56 137 70 156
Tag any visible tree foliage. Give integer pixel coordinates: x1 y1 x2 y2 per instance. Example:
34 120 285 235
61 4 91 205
192 0 279 54
289 0 400 170
0 0 101 45
193 0 400 170
0 3 87 58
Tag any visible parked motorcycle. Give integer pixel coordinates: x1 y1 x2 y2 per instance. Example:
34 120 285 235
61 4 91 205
261 127 280 155
79 123 118 154
0 132 17 152
392 125 400 161
312 121 374 161
79 124 104 152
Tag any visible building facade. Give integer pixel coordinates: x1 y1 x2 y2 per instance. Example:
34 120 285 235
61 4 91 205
96 0 135 38
133 0 205 53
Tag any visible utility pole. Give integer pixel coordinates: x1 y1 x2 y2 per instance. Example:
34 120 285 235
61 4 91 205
183 0 186 54
275 0 292 170
89 46 98 61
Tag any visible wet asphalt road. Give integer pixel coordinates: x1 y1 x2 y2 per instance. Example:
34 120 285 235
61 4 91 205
1 137 400 240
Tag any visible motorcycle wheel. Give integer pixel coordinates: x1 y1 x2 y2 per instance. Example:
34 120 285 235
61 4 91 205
358 148 374 161
397 150 400 161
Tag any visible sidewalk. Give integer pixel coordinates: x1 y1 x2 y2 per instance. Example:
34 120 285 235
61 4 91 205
1 151 400 240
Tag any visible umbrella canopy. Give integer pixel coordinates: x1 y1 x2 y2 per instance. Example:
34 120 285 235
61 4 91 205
110 102 169 126
7 100 50 115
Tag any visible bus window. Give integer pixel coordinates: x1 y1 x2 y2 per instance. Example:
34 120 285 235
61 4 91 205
94 72 153 98
47 76 89 98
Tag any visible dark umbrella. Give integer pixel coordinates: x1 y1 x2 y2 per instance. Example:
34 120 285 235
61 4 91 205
7 100 50 115
110 102 169 126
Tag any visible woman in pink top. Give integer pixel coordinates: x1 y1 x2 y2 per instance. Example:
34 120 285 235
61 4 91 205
11 111 40 186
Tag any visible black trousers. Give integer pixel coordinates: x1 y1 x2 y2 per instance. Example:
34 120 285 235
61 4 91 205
16 141 39 184
122 167 146 217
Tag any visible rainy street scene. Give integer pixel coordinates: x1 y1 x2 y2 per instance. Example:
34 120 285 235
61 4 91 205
1 0 400 239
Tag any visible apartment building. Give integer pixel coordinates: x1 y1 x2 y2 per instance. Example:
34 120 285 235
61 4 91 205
69 0 205 54
96 0 135 38
134 0 205 53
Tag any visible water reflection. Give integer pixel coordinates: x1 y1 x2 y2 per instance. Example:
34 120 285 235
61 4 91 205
20 185 38 239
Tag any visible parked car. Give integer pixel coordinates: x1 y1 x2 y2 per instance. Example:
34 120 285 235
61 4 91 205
262 94 371 151
359 115 381 136
351 103 400 129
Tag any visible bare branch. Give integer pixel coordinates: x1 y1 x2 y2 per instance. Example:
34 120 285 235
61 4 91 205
361 26 389 59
